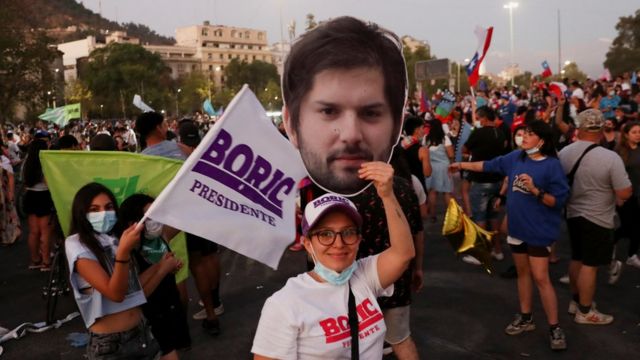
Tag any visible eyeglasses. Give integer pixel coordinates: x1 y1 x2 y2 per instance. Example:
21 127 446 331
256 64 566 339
310 228 360 246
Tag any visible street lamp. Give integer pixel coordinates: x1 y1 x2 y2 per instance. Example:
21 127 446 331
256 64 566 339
100 104 104 118
564 60 571 66
503 2 519 86
175 88 182 117
457 58 471 93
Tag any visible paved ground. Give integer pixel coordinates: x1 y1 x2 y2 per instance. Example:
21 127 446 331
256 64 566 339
1 205 639 359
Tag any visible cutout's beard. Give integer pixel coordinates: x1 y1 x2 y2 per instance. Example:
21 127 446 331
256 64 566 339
298 142 375 194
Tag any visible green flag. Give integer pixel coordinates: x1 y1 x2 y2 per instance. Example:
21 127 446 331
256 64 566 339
64 103 81 122
38 103 81 127
40 150 189 281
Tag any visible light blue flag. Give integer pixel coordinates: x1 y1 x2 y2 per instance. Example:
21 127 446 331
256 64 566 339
203 99 216 116
632 71 637 85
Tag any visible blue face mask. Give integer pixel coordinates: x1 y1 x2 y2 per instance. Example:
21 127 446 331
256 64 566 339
310 244 357 286
86 210 117 234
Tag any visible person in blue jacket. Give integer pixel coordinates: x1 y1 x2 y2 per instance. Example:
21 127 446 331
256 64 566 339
451 120 570 352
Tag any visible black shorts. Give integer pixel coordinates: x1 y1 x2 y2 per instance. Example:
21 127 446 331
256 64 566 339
23 190 54 217
509 242 550 257
568 216 614 266
185 233 218 255
145 303 191 354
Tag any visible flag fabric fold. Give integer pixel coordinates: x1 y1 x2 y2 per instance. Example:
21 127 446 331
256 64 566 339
145 85 307 269
466 26 494 88
548 82 568 99
133 94 154 113
541 60 552 78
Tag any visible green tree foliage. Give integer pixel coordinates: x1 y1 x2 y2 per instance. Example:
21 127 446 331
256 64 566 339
513 71 534 88
223 59 281 108
402 44 433 97
562 63 588 83
80 43 172 118
259 80 283 110
604 9 640 76
177 70 211 114
64 78 93 117
0 0 58 122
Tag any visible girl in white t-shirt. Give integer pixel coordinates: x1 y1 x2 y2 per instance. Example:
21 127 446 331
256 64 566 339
252 162 415 359
65 183 160 359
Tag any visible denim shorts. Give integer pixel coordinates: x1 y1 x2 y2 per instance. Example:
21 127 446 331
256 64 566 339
87 322 160 360
469 182 502 223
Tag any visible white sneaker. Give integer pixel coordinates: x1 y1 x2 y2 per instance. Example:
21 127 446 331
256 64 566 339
608 260 623 284
491 250 504 261
462 255 481 265
574 308 613 325
568 300 597 315
192 303 225 320
626 254 640 269
558 274 570 284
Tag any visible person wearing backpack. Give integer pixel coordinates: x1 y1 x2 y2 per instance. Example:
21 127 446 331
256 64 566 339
558 109 632 326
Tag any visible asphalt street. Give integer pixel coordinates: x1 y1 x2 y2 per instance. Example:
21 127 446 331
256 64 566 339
1 205 639 359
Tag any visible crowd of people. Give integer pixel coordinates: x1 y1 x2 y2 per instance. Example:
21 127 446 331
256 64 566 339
2 14 639 359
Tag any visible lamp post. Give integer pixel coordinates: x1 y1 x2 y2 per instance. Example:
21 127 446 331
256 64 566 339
100 104 104 118
175 88 182 117
503 2 518 86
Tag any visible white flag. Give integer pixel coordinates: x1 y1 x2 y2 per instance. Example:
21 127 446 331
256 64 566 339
133 94 155 113
145 85 306 269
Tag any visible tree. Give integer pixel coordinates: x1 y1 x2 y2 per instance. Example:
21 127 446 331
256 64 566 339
561 62 588 83
65 78 93 118
259 80 283 111
402 44 433 97
305 14 318 31
513 71 534 88
223 59 280 108
177 70 212 114
80 43 172 118
604 9 640 76
0 1 58 122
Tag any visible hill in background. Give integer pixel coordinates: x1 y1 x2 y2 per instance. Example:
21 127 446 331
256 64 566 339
19 0 175 45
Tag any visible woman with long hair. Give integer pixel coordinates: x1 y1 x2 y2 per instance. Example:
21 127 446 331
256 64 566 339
615 121 640 268
22 139 54 270
423 120 454 222
0 141 21 245
65 183 159 359
451 120 570 351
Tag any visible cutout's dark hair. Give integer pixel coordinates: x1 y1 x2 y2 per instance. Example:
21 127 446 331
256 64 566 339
283 16 407 141
23 140 48 187
89 134 116 151
69 183 119 271
57 135 79 149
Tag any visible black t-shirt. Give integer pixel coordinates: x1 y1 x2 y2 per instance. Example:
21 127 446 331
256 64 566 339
353 176 423 309
404 142 426 191
464 126 508 183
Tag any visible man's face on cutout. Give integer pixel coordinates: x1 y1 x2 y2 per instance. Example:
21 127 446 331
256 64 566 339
285 67 397 195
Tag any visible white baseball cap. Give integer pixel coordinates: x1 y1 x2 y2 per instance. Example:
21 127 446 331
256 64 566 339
302 194 362 235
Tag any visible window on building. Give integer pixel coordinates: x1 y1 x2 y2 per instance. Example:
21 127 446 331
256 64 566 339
258 32 264 40
209 65 213 71
252 55 256 60
208 53 212 60
192 64 196 70
245 31 250 39
202 29 208 36
219 54 223 59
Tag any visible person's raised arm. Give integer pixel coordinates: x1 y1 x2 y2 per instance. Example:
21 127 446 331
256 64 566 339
358 162 414 289
75 223 142 302
449 161 485 173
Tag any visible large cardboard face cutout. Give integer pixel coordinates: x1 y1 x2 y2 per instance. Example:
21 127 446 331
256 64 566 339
282 18 408 196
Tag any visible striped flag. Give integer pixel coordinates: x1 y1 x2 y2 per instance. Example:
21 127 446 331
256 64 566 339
541 60 552 78
466 26 494 87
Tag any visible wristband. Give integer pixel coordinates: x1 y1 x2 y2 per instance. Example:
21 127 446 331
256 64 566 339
536 189 546 201
115 258 130 264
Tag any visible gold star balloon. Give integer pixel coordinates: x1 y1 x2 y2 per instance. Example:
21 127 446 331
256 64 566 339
442 199 495 274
